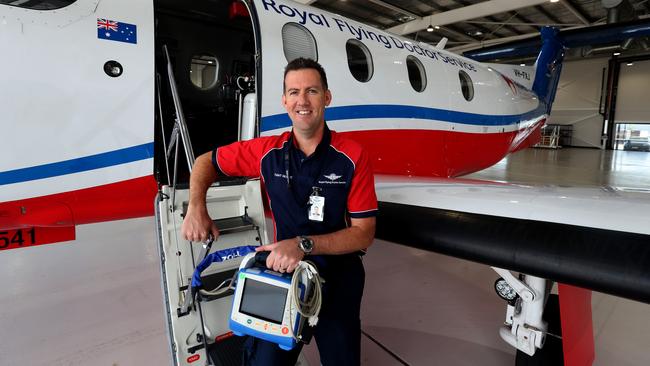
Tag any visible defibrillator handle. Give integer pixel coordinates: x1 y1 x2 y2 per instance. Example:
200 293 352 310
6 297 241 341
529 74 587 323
253 251 270 267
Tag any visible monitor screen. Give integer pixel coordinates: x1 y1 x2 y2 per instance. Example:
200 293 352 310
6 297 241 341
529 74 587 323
239 278 288 324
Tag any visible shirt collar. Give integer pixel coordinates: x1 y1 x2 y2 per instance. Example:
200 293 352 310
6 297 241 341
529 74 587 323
288 123 331 157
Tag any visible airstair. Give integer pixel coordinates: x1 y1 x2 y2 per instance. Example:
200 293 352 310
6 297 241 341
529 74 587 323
535 125 560 149
153 45 309 366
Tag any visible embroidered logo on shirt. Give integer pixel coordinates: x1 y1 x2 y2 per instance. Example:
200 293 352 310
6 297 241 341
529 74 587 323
324 173 342 181
319 173 346 185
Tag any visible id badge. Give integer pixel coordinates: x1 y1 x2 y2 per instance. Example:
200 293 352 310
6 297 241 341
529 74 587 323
309 195 325 222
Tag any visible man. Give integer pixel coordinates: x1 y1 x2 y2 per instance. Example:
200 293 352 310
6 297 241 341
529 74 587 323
182 58 377 365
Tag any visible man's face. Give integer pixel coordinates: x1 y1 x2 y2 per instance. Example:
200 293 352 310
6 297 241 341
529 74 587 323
282 69 331 135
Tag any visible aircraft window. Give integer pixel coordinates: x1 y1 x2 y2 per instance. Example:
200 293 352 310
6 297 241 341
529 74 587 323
459 70 474 101
282 23 318 62
0 0 76 10
346 39 373 83
190 55 219 90
406 55 426 92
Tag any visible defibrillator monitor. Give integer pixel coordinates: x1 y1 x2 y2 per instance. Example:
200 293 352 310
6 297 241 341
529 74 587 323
230 267 305 350
239 277 288 324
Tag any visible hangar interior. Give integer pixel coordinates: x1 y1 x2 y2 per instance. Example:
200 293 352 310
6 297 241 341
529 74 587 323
1 0 650 366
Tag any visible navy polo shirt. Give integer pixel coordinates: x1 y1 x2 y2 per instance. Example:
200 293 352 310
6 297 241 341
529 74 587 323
212 124 377 242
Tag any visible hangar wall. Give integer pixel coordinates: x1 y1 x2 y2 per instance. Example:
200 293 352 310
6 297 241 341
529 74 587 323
615 59 650 124
548 57 609 148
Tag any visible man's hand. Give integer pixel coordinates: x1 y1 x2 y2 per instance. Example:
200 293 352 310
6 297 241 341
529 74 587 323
182 151 220 243
256 238 304 273
181 205 219 243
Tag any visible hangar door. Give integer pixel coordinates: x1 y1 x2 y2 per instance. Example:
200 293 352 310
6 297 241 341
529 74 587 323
614 59 650 151
548 58 609 148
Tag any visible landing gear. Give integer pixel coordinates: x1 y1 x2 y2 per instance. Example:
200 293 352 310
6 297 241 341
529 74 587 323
492 268 564 364
515 294 563 366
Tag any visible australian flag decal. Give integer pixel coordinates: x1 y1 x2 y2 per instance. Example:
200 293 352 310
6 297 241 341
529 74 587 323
97 19 137 44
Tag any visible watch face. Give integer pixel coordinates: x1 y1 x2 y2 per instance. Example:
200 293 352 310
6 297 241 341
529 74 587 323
300 237 313 252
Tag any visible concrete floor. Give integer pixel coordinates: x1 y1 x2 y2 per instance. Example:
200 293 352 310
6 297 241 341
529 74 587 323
1 147 648 365
464 147 650 189
0 217 170 366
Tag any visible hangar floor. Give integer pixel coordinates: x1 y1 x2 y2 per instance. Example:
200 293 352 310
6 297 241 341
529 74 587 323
464 147 650 188
1 148 648 366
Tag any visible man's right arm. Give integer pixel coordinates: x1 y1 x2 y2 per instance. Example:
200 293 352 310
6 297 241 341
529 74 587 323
181 151 219 242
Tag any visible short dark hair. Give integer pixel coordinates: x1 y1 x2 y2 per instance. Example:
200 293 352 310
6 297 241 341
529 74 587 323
283 58 328 92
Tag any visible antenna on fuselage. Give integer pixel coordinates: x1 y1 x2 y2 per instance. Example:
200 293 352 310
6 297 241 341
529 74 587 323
436 37 448 49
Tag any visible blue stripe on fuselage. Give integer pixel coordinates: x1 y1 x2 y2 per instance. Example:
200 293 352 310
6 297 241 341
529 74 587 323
2 104 545 185
0 142 154 185
261 104 546 132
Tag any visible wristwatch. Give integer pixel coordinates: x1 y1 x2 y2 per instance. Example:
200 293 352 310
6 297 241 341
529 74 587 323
298 236 314 255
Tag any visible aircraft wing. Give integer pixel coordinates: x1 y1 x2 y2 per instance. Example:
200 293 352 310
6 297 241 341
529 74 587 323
373 175 650 304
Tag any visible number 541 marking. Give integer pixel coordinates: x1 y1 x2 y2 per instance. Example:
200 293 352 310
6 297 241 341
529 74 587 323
0 228 36 250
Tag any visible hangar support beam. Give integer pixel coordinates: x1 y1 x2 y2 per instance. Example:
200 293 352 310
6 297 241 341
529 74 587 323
561 0 591 25
386 0 551 36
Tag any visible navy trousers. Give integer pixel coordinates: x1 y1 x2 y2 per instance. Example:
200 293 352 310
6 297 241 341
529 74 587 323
242 254 365 366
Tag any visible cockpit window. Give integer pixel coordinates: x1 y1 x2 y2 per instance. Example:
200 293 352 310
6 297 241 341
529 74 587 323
0 0 77 10
190 55 219 90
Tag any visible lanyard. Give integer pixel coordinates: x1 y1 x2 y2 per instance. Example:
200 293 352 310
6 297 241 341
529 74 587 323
284 135 327 207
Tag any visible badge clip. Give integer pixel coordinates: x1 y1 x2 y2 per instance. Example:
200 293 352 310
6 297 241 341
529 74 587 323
308 187 324 222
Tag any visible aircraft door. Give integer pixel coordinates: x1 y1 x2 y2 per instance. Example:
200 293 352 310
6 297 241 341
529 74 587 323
154 0 259 186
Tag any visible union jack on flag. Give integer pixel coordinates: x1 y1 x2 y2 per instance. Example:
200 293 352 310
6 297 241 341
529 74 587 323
97 18 137 44
97 19 118 32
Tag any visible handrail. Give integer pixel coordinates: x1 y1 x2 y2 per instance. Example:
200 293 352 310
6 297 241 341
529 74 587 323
163 44 195 172
155 73 171 185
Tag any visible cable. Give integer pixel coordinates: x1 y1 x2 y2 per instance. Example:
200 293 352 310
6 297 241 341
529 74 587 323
288 260 323 342
198 278 233 297
236 76 250 91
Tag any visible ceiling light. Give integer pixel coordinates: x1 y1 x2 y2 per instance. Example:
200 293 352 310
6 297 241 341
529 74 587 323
427 24 434 32
434 25 440 29
474 31 483 36
627 62 634 66
520 63 526 66
613 52 621 56
550 0 559 3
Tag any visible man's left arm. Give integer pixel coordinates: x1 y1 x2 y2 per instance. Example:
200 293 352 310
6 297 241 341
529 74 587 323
311 217 376 254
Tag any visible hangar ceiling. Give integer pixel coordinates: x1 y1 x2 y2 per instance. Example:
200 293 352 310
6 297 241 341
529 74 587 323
9 0 648 61
295 0 650 60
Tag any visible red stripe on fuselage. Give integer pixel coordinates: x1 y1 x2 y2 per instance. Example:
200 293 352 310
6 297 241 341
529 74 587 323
0 175 157 231
342 129 520 177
